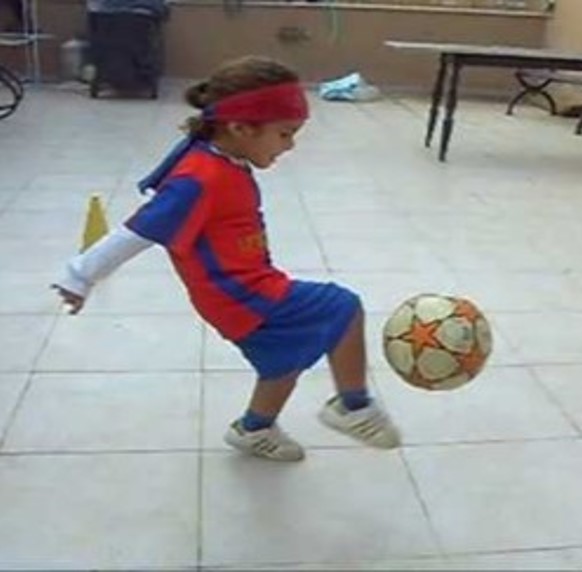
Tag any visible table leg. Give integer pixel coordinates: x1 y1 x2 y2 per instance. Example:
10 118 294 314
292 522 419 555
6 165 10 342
439 59 461 162
425 53 447 148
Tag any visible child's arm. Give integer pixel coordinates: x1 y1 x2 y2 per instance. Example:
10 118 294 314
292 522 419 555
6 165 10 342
54 175 210 314
52 225 154 314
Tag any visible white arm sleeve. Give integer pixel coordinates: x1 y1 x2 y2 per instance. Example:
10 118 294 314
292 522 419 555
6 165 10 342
56 225 154 298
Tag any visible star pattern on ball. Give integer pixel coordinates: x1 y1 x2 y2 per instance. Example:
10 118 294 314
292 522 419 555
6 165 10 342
454 299 482 322
402 318 442 357
456 345 485 377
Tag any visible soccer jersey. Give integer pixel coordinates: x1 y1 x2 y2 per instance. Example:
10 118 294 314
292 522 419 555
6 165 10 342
125 141 291 341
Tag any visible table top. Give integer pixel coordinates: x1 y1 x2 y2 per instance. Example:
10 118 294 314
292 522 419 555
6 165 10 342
385 41 582 62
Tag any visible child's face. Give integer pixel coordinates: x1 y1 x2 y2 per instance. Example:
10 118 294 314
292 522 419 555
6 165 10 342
232 120 304 169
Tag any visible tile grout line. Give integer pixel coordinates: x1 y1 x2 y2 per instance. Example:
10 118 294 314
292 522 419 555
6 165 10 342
0 309 62 451
196 366 207 569
399 446 449 559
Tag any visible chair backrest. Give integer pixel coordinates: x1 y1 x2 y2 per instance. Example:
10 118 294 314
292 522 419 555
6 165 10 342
87 0 169 20
0 63 24 121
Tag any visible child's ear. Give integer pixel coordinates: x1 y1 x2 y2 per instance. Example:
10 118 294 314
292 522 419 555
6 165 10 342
227 122 258 137
227 122 249 137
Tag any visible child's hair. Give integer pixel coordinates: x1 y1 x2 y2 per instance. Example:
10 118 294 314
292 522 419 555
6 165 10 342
183 56 300 139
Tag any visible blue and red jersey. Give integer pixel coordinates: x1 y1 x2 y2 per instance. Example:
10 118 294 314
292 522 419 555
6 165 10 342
125 141 291 340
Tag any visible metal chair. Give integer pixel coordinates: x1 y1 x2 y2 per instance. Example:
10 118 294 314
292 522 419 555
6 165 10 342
0 63 24 120
507 68 582 136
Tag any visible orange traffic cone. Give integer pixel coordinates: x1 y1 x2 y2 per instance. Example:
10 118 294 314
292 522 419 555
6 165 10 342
81 194 108 252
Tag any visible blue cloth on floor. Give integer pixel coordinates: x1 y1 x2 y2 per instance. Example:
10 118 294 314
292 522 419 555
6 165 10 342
318 72 363 101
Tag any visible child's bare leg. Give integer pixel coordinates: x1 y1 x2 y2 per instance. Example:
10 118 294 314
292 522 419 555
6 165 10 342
240 373 298 431
327 307 367 393
322 306 400 448
247 372 299 418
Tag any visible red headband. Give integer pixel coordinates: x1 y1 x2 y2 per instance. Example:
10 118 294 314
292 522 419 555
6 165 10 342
202 82 309 123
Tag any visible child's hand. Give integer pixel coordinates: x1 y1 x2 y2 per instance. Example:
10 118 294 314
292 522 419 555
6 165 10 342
51 284 86 315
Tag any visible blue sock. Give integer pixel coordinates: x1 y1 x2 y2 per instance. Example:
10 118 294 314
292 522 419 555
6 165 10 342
241 409 276 432
340 388 370 411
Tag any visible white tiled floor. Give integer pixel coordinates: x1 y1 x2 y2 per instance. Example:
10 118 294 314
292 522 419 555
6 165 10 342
1 80 582 570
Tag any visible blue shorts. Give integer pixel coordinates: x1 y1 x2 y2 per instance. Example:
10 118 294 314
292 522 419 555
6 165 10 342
234 280 361 380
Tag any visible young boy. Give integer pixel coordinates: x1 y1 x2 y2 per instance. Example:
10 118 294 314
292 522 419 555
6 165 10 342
53 56 400 462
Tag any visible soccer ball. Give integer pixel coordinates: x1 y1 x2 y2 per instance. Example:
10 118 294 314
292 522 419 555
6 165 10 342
382 293 493 391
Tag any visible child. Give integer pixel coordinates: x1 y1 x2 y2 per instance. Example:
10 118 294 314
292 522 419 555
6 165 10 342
52 55 400 462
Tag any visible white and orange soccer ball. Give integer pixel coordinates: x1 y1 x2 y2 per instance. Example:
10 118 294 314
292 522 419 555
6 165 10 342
382 293 493 391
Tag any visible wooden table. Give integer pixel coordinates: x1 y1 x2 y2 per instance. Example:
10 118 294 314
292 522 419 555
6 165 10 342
385 41 582 161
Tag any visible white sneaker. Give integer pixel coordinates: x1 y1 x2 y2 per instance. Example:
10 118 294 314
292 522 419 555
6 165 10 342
224 420 305 462
318 396 400 449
